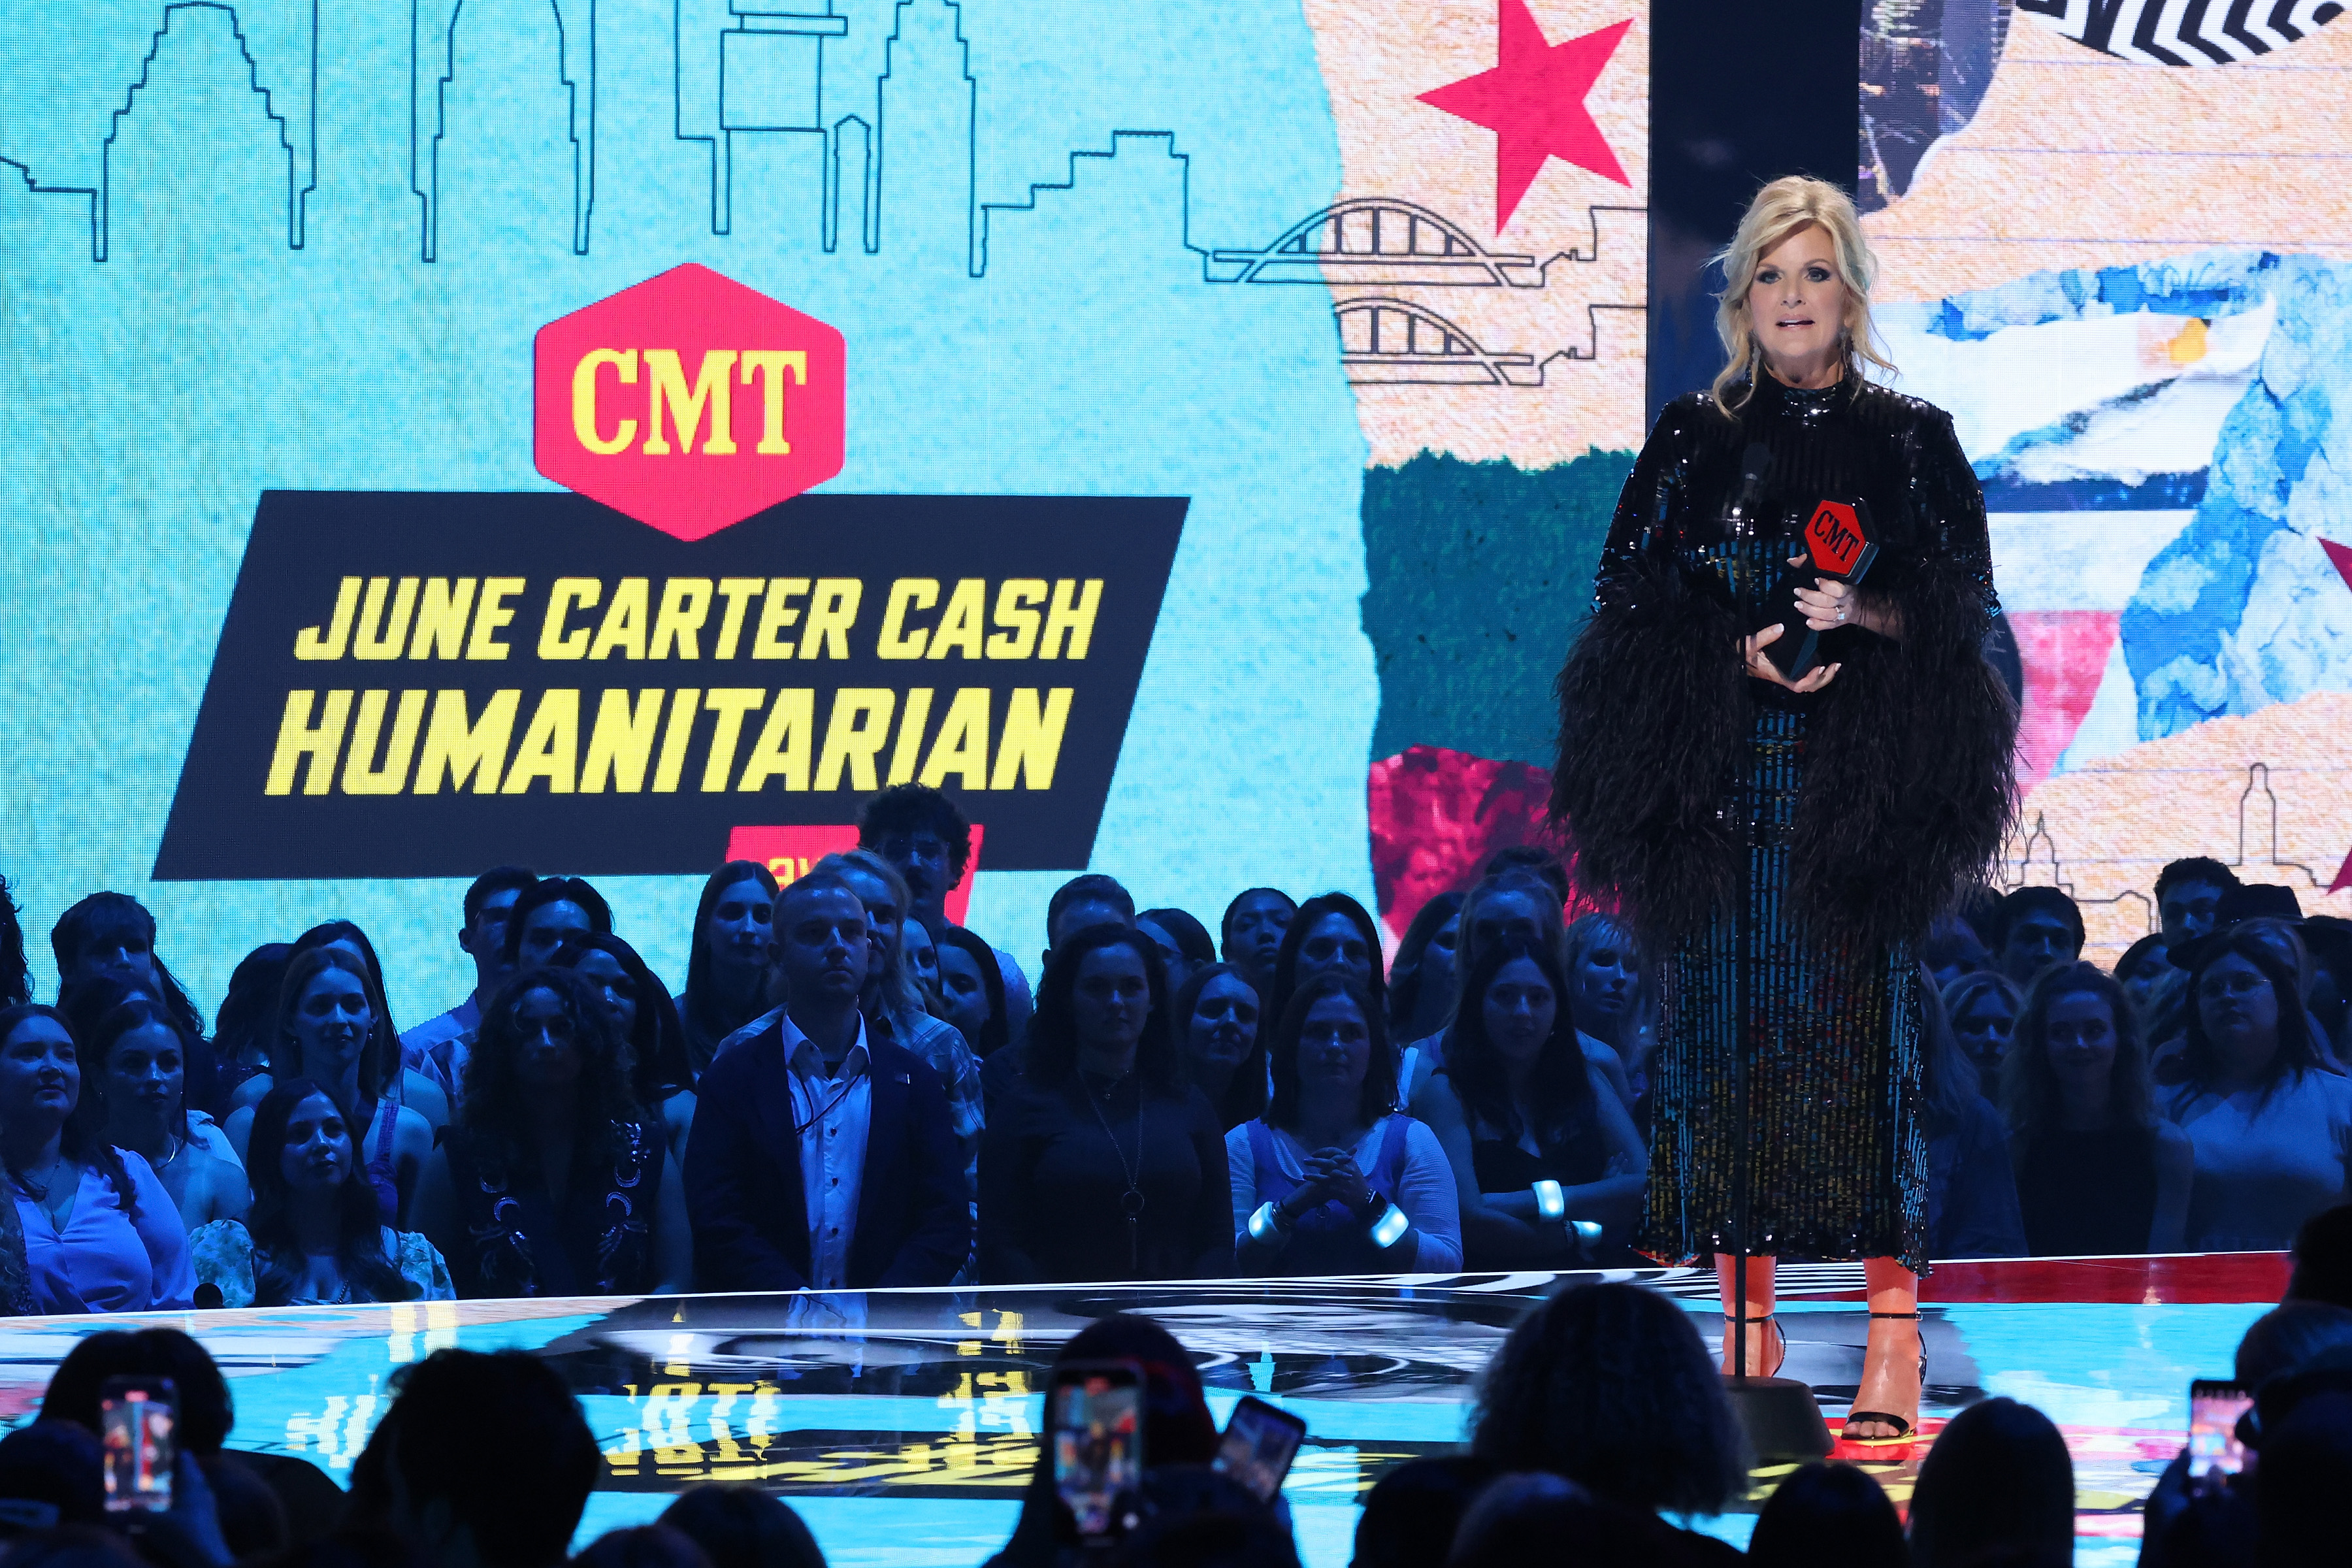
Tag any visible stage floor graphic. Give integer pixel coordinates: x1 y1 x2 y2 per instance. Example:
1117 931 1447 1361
0 1253 2292 1566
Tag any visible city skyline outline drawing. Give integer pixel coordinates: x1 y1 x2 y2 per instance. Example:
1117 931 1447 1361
0 0 316 260
0 0 1645 400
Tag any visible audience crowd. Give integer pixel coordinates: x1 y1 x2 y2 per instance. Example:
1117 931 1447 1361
1 796 2349 1566
1 786 2348 1313
4 1207 2352 1566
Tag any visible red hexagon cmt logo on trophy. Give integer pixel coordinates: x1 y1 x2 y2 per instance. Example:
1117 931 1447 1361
1804 498 1871 576
534 263 846 542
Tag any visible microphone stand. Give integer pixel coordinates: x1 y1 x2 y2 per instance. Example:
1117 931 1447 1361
1718 464 1834 1463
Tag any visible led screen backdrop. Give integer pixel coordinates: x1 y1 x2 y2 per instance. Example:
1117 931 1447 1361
0 0 1649 1013
1860 0 2352 960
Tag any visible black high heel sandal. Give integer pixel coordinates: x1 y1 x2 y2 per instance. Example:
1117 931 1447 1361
1722 1313 1787 1380
1842 1309 1925 1446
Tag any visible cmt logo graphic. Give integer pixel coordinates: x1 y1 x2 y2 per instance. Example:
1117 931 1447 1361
534 264 847 542
1803 498 1875 578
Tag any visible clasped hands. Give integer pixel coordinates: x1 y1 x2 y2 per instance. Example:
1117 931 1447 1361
1279 1149 1377 1222
1742 552 1881 693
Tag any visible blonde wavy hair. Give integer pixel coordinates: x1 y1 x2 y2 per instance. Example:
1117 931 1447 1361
1708 175 1896 412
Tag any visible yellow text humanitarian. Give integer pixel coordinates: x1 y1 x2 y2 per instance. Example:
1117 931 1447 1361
263 687 1074 798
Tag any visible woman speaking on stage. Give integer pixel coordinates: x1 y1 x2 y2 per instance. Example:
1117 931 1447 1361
1550 176 2017 1444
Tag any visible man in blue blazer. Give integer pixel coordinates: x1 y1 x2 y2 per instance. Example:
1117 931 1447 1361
685 870 970 1290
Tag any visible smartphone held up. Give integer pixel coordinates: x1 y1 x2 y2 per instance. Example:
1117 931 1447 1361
99 1376 176 1514
1213 1396 1307 1504
1053 1362 1144 1547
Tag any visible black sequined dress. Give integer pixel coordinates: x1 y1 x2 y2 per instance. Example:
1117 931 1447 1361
1551 372 2015 1274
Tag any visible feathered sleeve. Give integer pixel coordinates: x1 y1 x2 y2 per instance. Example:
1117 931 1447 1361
1789 405 2018 944
1551 399 1748 942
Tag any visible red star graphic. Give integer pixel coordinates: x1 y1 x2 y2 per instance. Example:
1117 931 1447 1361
1418 5 1631 235
2326 538 2352 892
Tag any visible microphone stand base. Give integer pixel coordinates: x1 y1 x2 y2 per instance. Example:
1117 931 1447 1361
1723 1375 1833 1462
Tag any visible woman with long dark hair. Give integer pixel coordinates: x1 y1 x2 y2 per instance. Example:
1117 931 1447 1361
1411 940 1646 1269
2003 962 2191 1256
1548 174 2016 1439
929 918 1010 1061
1399 874 1633 1115
978 924 1231 1282
188 1078 451 1306
552 932 696 1166
1916 970 2025 1262
1262 892 1387 1034
82 996 249 1232
416 967 689 1297
0 1004 192 1315
1169 962 1266 1132
57 972 242 1173
286 921 451 1129
2163 927 2352 1251
679 861 779 1079
226 923 450 1137
1387 892 1463 1046
223 947 435 1228
1229 974 1459 1275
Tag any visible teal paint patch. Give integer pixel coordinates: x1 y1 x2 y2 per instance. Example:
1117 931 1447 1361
1361 449 1633 768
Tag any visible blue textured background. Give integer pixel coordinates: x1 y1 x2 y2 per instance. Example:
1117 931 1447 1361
0 0 1373 1016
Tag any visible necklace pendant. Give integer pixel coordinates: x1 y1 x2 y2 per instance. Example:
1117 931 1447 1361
1120 1189 1146 1219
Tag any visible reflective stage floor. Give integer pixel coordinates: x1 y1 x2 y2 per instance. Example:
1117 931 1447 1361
0 1254 2293 1566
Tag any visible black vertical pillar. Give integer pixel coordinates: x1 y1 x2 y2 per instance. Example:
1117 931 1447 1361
1647 1 1863 427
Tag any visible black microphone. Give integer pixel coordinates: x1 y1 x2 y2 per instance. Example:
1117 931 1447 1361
1730 442 1770 528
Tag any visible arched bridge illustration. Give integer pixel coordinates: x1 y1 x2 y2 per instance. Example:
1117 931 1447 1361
1206 198 1639 287
1337 297 1538 384
1337 295 1640 386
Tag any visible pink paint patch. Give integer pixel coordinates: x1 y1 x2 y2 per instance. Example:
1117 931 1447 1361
1368 745 1586 939
2323 535 2352 593
2007 610 2121 790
